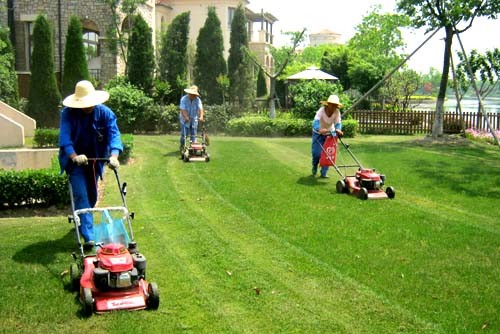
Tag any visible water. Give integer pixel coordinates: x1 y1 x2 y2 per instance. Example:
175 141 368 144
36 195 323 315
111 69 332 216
412 96 500 114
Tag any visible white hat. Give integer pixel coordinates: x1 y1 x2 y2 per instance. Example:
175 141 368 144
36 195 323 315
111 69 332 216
62 80 110 108
184 85 200 96
320 94 343 108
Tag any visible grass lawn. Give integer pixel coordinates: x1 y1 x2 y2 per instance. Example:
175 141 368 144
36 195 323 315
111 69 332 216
0 134 499 333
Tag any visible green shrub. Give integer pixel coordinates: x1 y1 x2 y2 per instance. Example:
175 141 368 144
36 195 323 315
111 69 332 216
120 134 134 164
159 104 180 133
341 119 359 138
33 128 59 147
0 168 69 208
204 103 234 133
227 115 310 137
288 80 346 118
105 81 154 133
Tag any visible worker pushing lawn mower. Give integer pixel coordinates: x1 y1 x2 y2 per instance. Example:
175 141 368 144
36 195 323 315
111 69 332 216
68 161 160 315
312 94 395 200
179 85 210 162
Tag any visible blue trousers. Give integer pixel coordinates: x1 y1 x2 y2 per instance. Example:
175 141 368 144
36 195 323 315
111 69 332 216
69 165 98 242
180 121 198 146
311 133 329 177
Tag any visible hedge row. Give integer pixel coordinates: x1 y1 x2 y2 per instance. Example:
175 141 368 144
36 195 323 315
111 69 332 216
0 168 69 208
226 116 359 138
33 129 134 164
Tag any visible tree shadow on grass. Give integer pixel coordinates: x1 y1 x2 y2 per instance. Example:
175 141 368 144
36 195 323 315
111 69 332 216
11 227 87 315
12 228 77 289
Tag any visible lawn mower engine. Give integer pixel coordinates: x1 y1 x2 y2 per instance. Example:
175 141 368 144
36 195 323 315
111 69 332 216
93 243 146 291
356 168 385 190
182 142 210 162
189 143 205 157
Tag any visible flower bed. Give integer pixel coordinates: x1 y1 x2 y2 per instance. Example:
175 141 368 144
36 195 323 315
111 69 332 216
464 128 500 145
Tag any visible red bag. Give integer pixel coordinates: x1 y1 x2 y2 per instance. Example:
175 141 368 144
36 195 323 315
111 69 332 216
319 136 338 166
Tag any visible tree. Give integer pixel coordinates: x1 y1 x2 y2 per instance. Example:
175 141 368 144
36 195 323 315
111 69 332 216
228 4 253 108
249 29 306 118
347 6 410 104
100 0 147 73
61 16 89 98
420 67 441 96
321 45 355 91
0 25 19 108
158 11 190 104
194 7 227 105
127 14 155 94
456 49 500 105
27 15 61 128
256 67 267 97
379 69 420 111
397 0 500 137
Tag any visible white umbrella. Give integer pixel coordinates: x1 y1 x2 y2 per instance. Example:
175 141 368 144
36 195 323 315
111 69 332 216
287 66 338 81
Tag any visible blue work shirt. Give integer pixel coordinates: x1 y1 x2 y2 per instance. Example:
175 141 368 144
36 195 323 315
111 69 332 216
179 94 203 125
58 104 123 178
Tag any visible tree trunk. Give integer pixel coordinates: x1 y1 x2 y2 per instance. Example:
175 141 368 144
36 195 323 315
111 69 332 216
432 25 454 138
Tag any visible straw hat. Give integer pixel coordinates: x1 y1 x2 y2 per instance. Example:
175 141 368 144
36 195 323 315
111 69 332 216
62 80 110 108
320 94 343 108
184 85 200 96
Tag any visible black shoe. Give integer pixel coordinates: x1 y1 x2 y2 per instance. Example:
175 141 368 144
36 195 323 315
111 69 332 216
83 240 95 251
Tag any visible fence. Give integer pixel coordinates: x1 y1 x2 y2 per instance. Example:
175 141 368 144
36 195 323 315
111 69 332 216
350 110 500 135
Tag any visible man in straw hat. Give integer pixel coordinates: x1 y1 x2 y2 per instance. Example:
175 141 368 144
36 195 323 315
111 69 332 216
311 94 344 178
179 85 204 150
59 80 123 250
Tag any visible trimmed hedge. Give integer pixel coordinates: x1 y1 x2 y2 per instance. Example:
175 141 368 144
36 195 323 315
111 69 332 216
33 128 133 164
33 128 59 147
226 116 310 137
0 168 69 208
120 134 134 164
226 115 358 138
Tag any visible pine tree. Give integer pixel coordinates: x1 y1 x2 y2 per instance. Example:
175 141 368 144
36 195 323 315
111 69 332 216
194 7 227 105
158 12 190 103
0 25 19 108
61 15 89 98
27 15 61 128
227 4 254 107
127 14 154 94
256 67 267 97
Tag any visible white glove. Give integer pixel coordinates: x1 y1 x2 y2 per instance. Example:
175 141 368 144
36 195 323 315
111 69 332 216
108 156 120 170
72 154 88 166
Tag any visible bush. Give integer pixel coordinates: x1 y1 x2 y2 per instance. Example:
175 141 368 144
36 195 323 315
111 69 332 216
443 116 464 134
33 128 59 147
159 104 179 133
0 168 69 208
204 103 234 133
226 115 310 137
119 134 134 164
105 81 154 133
341 119 359 138
464 128 500 145
288 80 346 118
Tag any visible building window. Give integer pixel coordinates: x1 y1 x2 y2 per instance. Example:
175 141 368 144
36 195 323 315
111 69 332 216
83 30 99 61
24 21 34 70
83 30 100 80
228 7 235 29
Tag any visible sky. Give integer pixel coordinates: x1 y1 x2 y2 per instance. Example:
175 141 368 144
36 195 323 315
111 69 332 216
247 0 500 73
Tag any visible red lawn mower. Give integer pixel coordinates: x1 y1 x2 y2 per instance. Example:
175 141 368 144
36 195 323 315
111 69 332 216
181 122 210 162
319 134 396 200
68 165 159 315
